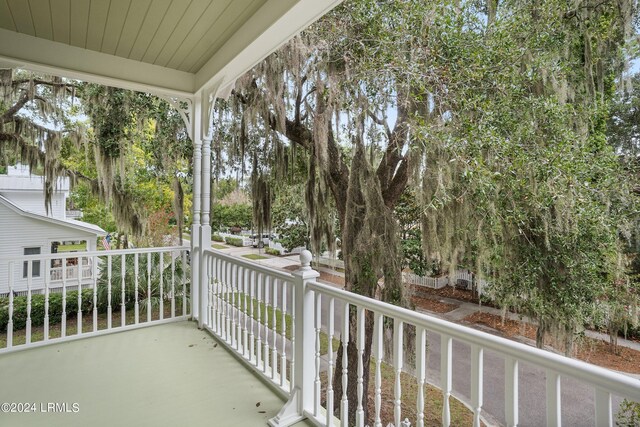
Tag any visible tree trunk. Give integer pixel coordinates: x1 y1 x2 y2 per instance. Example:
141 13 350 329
329 141 406 425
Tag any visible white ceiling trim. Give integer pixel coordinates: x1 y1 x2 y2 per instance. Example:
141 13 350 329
0 27 195 97
196 0 344 94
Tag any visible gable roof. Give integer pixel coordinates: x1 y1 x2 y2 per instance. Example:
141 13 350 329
0 194 106 236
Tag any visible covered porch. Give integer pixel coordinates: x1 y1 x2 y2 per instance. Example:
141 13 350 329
0 1 639 426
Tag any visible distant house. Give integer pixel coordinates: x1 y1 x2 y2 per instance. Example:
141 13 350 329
0 165 106 295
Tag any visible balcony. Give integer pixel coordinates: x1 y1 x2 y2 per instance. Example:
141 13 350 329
1 247 639 426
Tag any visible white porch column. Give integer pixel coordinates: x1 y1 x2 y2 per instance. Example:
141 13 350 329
191 95 203 321
198 137 212 328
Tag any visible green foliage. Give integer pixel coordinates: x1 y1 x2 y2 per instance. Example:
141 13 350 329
224 237 244 247
212 203 252 231
212 234 224 242
0 290 94 331
265 247 280 256
271 183 310 252
616 400 640 426
401 234 430 277
95 253 189 312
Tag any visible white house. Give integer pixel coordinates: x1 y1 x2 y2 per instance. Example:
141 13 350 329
0 165 106 295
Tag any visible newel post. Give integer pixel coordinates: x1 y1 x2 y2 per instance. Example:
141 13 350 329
269 250 320 427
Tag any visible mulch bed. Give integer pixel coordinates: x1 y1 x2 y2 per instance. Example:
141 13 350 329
409 283 483 304
283 264 345 286
462 312 640 374
412 295 459 313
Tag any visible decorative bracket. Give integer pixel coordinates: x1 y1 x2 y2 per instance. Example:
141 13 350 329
158 95 194 140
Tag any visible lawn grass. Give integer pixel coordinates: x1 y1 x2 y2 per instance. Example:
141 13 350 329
57 243 87 252
212 244 228 249
317 358 476 426
242 254 268 260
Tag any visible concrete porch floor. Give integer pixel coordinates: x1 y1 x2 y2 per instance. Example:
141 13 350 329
0 321 311 427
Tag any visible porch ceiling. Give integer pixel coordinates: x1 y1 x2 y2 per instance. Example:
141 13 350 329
0 0 343 97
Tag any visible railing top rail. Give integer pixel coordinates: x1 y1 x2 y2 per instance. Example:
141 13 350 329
307 280 640 400
203 248 295 282
2 246 190 263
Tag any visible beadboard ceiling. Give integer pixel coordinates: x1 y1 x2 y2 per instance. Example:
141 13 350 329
0 0 343 96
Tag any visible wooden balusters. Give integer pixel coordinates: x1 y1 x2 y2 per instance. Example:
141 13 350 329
441 334 453 426
7 263 14 348
181 250 187 316
92 255 98 332
373 312 384 427
147 253 152 322
171 253 176 318
62 257 68 337
416 326 427 427
393 320 404 427
546 371 561 427
471 345 484 427
595 388 612 427
256 272 263 369
25 261 32 343
76 258 81 334
280 280 288 387
159 253 164 320
120 254 126 327
271 277 278 380
134 253 139 324
314 292 322 417
340 302 349 427
356 306 365 427
44 260 50 340
249 270 256 364
107 255 112 329
505 357 519 427
326 297 335 427
263 275 270 374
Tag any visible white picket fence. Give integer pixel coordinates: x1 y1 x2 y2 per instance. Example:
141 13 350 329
403 269 489 294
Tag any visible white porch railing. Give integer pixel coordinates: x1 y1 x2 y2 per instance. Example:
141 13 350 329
202 249 640 427
0 246 190 352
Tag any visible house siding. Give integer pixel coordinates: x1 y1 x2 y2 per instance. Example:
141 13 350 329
0 203 98 293
0 191 66 219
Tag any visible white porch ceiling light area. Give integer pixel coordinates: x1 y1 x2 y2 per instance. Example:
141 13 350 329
0 0 343 97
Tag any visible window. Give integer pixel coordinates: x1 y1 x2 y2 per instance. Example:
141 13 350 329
23 247 41 278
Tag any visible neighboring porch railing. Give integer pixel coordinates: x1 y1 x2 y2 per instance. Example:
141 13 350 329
202 249 640 427
0 246 190 352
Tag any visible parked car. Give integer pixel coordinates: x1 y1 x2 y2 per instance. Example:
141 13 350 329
250 233 275 248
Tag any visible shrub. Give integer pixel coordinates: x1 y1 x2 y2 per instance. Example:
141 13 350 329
212 234 224 242
225 236 244 247
0 289 94 331
265 247 280 256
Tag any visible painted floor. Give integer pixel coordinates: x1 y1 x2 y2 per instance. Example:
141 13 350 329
0 321 312 426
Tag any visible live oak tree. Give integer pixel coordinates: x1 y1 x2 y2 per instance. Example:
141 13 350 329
0 69 84 211
0 70 192 246
222 0 638 423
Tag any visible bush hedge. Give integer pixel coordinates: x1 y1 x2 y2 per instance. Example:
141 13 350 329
0 289 95 331
212 234 224 242
265 247 280 256
225 236 244 247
